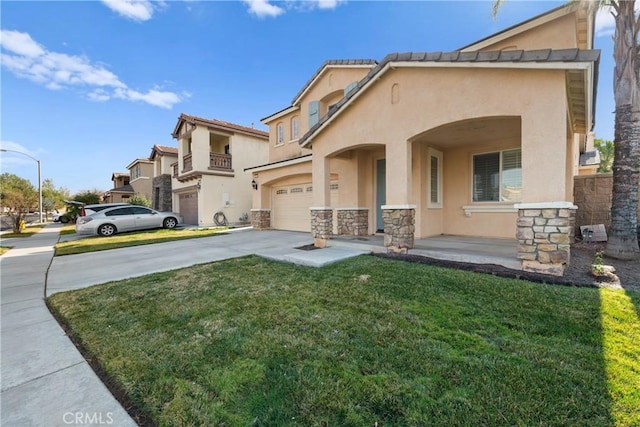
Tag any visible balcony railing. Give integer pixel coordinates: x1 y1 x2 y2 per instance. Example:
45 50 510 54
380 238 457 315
172 164 178 178
183 153 193 172
210 152 232 171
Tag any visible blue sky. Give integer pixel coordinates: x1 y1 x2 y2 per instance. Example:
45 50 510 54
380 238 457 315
1 1 616 195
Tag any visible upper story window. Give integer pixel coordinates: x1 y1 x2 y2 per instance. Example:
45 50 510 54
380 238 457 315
308 101 319 128
472 148 522 203
291 116 299 140
131 164 141 180
276 123 284 145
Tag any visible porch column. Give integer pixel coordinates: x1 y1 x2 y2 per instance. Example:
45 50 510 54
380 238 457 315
311 156 332 247
515 202 577 276
384 141 415 253
383 205 416 253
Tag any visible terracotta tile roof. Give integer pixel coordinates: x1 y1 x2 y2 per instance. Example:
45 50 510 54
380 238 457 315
299 48 600 147
153 145 178 155
173 113 268 139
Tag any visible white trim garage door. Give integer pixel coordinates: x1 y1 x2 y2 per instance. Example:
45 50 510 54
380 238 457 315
272 182 338 232
179 192 198 225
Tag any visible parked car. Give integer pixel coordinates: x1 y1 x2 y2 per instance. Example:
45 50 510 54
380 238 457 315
76 206 182 236
59 202 129 223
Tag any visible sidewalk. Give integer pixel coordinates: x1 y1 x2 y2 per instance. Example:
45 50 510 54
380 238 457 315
1 224 136 427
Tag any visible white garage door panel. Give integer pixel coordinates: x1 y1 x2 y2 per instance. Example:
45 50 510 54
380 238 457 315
273 184 312 232
272 183 338 233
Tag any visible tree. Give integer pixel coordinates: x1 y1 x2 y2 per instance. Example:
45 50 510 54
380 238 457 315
494 1 639 260
128 193 151 207
594 138 615 173
0 173 37 233
42 178 71 220
73 190 101 205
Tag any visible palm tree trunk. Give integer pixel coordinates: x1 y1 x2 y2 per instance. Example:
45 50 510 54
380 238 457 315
604 0 640 260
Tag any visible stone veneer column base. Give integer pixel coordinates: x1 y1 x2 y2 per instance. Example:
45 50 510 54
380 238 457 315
311 208 333 248
337 208 369 236
382 205 415 254
250 209 271 230
515 202 577 276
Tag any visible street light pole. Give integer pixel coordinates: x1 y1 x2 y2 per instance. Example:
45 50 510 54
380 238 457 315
0 148 43 223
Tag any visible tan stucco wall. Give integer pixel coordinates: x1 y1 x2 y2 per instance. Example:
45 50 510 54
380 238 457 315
264 66 373 164
155 154 177 176
477 13 579 52
130 162 154 200
306 66 570 239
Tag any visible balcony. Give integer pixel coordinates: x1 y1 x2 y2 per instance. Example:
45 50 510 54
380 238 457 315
182 153 193 172
209 152 232 171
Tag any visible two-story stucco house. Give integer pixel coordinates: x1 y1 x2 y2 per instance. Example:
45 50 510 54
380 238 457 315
171 113 269 226
127 158 154 201
103 172 132 203
247 3 599 276
149 144 179 212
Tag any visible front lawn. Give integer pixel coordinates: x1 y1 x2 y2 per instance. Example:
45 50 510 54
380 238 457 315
48 256 639 426
55 227 227 256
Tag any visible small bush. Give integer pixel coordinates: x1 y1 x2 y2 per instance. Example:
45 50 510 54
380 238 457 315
128 194 151 207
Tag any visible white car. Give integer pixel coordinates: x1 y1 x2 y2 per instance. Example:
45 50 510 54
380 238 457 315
76 205 183 236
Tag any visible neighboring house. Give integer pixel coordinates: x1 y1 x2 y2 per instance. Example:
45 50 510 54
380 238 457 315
127 158 154 202
102 172 132 203
149 144 178 212
171 113 269 226
247 4 599 276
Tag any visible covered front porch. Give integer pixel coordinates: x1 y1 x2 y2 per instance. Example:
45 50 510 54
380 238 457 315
327 234 521 270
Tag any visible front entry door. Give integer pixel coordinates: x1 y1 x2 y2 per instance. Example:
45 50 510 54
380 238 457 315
376 159 386 232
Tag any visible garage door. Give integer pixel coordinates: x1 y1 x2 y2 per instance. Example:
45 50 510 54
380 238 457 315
272 183 338 232
179 192 198 225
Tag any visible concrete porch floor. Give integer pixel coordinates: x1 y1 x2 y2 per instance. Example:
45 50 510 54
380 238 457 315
328 234 521 270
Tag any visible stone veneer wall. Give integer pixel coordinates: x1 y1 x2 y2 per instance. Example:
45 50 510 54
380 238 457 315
337 209 369 236
152 174 173 212
311 208 333 247
382 207 415 253
516 206 576 276
250 209 271 230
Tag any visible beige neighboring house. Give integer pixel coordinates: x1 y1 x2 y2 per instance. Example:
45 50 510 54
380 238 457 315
149 145 179 211
171 113 269 226
103 172 132 203
127 158 154 202
247 4 599 276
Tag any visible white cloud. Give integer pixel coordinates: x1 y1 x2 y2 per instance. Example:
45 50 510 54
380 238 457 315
243 0 285 18
315 0 344 10
100 0 155 22
0 29 184 109
595 6 615 37
243 0 344 17
0 141 41 168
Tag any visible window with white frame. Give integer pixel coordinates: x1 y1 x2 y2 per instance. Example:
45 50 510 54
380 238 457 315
472 148 522 202
291 117 299 140
428 148 442 208
276 123 284 145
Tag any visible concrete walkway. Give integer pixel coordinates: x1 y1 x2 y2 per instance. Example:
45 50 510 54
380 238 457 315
1 224 136 427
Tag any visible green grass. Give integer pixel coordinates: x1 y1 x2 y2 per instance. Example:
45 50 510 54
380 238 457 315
54 227 227 256
2 223 46 238
0 246 12 256
48 256 640 426
60 224 77 235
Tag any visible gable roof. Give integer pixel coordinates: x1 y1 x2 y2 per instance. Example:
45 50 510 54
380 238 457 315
172 113 268 140
299 48 600 147
150 144 178 160
111 172 129 181
291 59 378 106
460 3 593 52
